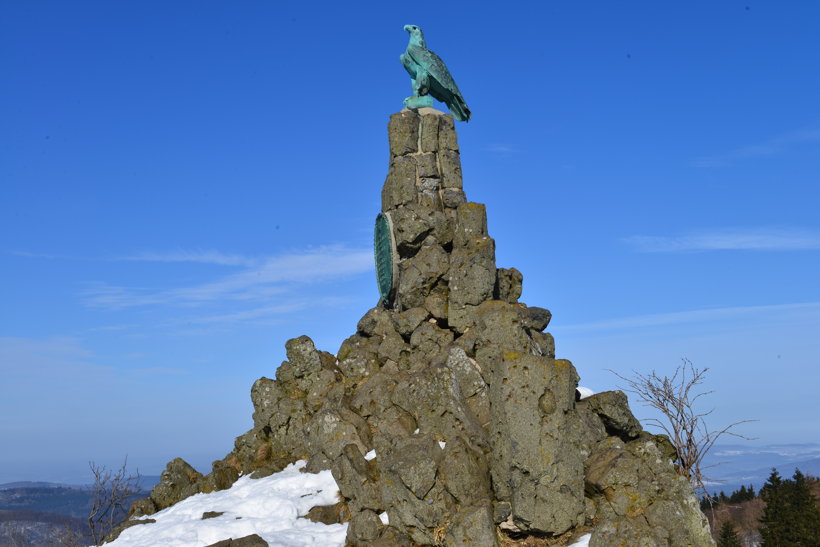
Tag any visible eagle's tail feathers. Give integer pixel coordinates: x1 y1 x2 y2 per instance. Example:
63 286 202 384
448 95 471 122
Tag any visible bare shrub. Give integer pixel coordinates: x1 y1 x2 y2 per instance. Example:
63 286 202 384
612 358 755 495
54 521 88 547
1 521 30 547
85 458 142 545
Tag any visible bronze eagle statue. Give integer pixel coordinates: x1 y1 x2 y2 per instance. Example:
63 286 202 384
400 25 471 122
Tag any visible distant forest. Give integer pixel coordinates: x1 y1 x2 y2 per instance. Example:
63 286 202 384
703 468 820 546
0 484 148 546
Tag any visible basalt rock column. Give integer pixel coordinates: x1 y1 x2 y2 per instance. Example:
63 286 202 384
382 110 504 333
381 108 586 537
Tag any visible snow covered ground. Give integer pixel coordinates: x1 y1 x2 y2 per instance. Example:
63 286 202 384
104 459 592 547
104 461 345 547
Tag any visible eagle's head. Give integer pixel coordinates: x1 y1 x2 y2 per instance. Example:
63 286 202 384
403 24 426 47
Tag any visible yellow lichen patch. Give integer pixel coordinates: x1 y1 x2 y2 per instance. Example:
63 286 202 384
226 455 242 472
481 300 508 311
470 236 493 249
432 523 448 545
625 492 647 518
460 202 484 212
254 442 272 464
283 385 307 400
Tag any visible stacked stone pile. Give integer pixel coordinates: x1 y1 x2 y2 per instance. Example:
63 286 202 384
123 109 714 546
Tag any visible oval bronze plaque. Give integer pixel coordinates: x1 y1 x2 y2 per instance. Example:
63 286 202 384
374 212 398 304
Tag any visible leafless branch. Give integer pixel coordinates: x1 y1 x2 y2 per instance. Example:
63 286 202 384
611 358 756 495
86 457 142 545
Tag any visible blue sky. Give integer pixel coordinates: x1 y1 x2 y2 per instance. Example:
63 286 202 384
2 1 819 484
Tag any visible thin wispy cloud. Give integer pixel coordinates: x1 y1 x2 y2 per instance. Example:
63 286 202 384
83 284 168 308
179 302 312 325
83 245 373 310
120 250 259 267
12 249 258 266
0 336 107 379
9 250 80 260
558 302 820 333
623 228 820 253
695 127 820 167
163 297 355 334
86 324 131 332
485 144 522 155
127 366 191 376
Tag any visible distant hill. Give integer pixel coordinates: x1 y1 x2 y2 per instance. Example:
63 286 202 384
701 443 820 494
0 475 160 492
0 481 73 490
0 486 94 519
0 509 89 546
0 483 152 546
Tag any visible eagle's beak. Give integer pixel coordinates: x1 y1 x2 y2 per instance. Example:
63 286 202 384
403 25 412 32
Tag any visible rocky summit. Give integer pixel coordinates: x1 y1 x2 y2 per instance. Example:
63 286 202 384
123 109 715 546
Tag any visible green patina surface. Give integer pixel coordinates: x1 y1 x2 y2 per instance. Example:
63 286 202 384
374 212 396 304
401 25 471 122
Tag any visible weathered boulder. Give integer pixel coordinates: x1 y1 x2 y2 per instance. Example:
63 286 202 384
199 459 240 493
377 435 455 545
302 501 350 525
331 444 383 513
347 509 386 546
396 244 449 309
585 434 713 546
445 505 497 546
444 347 490 429
369 526 414 547
147 458 203 512
495 267 523 303
448 236 497 332
382 155 417 210
486 350 586 535
387 109 420 157
391 306 429 338
304 405 369 471
205 534 269 547
104 517 156 543
582 390 643 440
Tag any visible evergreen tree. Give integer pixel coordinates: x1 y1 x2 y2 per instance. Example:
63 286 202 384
760 468 789 545
700 495 712 511
786 469 820 544
760 467 820 546
730 485 748 503
717 520 742 547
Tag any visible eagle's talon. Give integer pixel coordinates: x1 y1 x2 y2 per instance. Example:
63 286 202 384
404 95 434 109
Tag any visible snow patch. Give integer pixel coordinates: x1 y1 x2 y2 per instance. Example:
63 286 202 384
364 450 376 461
576 386 595 400
105 461 347 547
